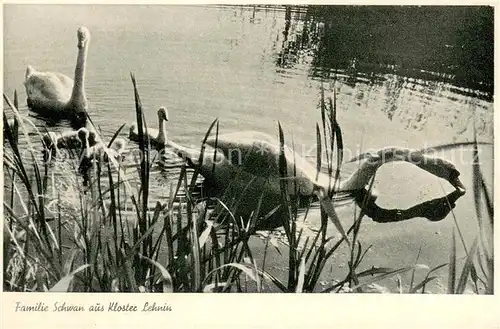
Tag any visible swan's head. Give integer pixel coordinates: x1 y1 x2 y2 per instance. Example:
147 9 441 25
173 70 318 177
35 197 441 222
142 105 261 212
77 26 91 48
157 107 169 122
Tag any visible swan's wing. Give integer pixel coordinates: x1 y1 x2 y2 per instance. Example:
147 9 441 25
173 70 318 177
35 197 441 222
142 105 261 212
206 136 319 194
205 138 278 174
25 71 72 105
129 125 160 142
207 132 317 173
52 72 74 90
205 131 279 149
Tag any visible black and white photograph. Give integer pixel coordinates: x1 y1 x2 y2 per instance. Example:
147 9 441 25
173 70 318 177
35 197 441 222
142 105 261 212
2 3 494 300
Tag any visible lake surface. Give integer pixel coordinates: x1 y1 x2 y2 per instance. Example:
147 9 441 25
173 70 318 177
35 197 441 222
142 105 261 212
3 5 494 293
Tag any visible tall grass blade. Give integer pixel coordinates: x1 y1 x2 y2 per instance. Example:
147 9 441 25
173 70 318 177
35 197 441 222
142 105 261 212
330 94 344 194
139 255 174 292
189 118 218 188
49 264 90 292
448 229 457 294
349 265 429 291
456 237 479 294
295 257 305 293
316 190 350 247
205 263 259 283
410 276 438 294
13 89 19 108
410 245 423 291
319 85 330 171
471 136 484 232
315 124 322 182
107 123 127 148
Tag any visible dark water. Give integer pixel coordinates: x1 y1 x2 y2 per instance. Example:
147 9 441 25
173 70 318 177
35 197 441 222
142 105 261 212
3 5 494 293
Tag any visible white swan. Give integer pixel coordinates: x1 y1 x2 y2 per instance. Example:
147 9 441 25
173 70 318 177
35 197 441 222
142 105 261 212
129 107 169 148
205 132 466 194
24 26 90 124
164 130 466 229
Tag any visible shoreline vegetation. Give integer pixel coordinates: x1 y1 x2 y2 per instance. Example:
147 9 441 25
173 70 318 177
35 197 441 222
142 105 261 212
2 76 493 293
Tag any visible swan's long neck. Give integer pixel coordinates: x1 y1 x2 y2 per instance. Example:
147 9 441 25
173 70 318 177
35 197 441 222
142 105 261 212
337 161 379 192
157 116 166 143
311 160 380 196
69 41 88 108
79 134 91 159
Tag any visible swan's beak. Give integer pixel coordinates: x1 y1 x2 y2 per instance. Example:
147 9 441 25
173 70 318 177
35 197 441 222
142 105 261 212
77 26 90 48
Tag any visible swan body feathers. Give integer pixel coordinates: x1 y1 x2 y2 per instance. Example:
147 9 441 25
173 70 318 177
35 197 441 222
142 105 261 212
25 67 74 111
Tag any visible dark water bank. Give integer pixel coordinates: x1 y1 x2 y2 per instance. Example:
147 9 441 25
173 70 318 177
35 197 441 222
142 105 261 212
273 5 493 100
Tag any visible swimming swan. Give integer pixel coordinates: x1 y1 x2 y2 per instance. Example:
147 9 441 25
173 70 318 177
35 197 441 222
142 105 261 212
164 130 466 229
24 26 91 125
129 107 169 148
204 132 466 194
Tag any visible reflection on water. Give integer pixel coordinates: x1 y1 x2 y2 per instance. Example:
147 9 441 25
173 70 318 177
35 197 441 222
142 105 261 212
273 5 493 141
307 6 493 97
